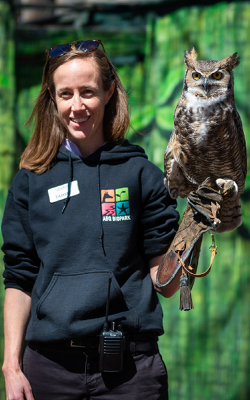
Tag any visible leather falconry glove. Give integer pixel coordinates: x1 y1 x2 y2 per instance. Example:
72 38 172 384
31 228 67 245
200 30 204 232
156 177 236 310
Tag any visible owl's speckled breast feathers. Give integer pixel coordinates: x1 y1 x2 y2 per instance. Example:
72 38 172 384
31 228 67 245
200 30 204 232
165 47 247 233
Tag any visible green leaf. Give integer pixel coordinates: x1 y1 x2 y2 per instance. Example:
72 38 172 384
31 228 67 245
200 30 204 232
0 72 9 86
241 200 250 230
130 104 156 131
156 106 174 131
157 66 184 106
244 173 250 190
143 127 168 170
17 84 41 144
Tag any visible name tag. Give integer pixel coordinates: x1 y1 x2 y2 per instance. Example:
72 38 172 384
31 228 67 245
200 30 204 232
48 181 80 203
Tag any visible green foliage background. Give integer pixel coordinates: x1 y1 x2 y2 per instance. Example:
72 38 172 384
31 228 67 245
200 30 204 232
0 1 250 399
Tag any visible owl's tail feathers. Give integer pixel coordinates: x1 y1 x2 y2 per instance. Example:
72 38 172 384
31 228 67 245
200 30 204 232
216 197 242 233
156 179 225 311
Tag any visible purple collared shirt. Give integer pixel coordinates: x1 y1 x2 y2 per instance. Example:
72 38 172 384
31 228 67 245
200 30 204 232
62 138 107 157
62 138 83 157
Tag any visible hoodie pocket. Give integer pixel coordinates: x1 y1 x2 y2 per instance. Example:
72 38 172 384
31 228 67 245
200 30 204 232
36 270 138 334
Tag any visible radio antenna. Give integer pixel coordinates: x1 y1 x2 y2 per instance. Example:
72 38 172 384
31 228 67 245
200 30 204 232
104 277 112 331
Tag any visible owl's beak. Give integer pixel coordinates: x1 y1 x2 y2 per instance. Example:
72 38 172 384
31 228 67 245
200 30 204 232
203 78 208 91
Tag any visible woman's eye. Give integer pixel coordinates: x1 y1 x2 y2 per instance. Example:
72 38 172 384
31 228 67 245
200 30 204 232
60 92 71 98
83 90 93 96
212 71 222 80
192 72 201 80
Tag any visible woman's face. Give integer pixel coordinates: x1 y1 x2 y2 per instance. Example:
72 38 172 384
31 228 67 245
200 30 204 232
52 57 114 157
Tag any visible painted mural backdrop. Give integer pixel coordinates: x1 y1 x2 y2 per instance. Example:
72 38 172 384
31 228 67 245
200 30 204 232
0 1 250 399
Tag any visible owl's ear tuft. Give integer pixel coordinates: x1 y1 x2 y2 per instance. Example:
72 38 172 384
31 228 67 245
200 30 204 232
184 46 198 68
220 52 240 70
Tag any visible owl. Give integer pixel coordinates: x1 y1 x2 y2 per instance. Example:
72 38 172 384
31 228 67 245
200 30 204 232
165 47 247 233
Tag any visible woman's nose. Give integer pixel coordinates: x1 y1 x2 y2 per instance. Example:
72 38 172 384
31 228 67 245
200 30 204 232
71 95 84 111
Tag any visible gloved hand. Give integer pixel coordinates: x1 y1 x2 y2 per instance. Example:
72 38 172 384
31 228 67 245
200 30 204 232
156 177 236 310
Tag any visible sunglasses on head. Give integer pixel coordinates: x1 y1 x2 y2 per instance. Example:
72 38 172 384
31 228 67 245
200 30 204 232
45 39 108 61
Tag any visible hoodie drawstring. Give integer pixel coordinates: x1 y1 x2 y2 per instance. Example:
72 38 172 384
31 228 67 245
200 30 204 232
60 151 105 255
62 153 73 214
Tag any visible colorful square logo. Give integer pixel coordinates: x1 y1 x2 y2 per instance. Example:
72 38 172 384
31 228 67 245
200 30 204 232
101 187 131 221
101 189 115 203
115 188 129 202
102 203 116 216
116 201 130 216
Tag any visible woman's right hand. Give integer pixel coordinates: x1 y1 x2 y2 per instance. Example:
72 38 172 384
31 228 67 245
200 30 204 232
3 364 34 400
3 289 34 400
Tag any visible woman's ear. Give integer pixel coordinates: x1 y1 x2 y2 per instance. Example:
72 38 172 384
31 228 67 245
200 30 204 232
105 81 115 105
48 87 56 103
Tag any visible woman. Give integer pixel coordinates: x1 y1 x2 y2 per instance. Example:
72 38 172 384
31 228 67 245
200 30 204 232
2 39 180 400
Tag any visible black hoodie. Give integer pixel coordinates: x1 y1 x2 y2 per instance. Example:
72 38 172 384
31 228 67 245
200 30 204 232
2 140 179 341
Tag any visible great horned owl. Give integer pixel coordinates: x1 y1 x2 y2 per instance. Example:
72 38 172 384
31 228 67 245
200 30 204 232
165 47 247 233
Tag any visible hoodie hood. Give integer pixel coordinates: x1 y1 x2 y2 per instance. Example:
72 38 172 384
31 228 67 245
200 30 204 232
56 139 148 163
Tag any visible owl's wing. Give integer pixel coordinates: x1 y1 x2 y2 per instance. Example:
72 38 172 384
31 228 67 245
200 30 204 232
232 108 247 183
164 127 195 199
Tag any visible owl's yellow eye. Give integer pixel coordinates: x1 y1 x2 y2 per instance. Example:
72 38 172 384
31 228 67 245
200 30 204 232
212 71 222 80
192 72 201 80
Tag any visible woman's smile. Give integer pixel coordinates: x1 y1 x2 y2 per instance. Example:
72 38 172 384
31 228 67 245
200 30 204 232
70 116 90 124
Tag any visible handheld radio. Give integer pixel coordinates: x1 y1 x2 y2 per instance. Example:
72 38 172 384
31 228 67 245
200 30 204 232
99 277 126 373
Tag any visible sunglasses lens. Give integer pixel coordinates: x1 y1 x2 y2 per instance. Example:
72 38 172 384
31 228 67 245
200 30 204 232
49 44 71 58
46 40 105 61
76 40 99 52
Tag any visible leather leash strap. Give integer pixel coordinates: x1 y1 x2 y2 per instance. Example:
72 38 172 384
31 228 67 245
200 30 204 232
177 245 217 278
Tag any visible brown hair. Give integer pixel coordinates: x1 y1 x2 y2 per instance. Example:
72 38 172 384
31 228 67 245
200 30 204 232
20 46 130 174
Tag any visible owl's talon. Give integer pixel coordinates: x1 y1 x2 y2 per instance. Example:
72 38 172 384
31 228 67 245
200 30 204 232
216 178 238 198
223 186 236 197
202 177 214 187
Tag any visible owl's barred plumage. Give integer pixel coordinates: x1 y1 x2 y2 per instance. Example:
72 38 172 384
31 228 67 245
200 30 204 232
165 47 247 233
